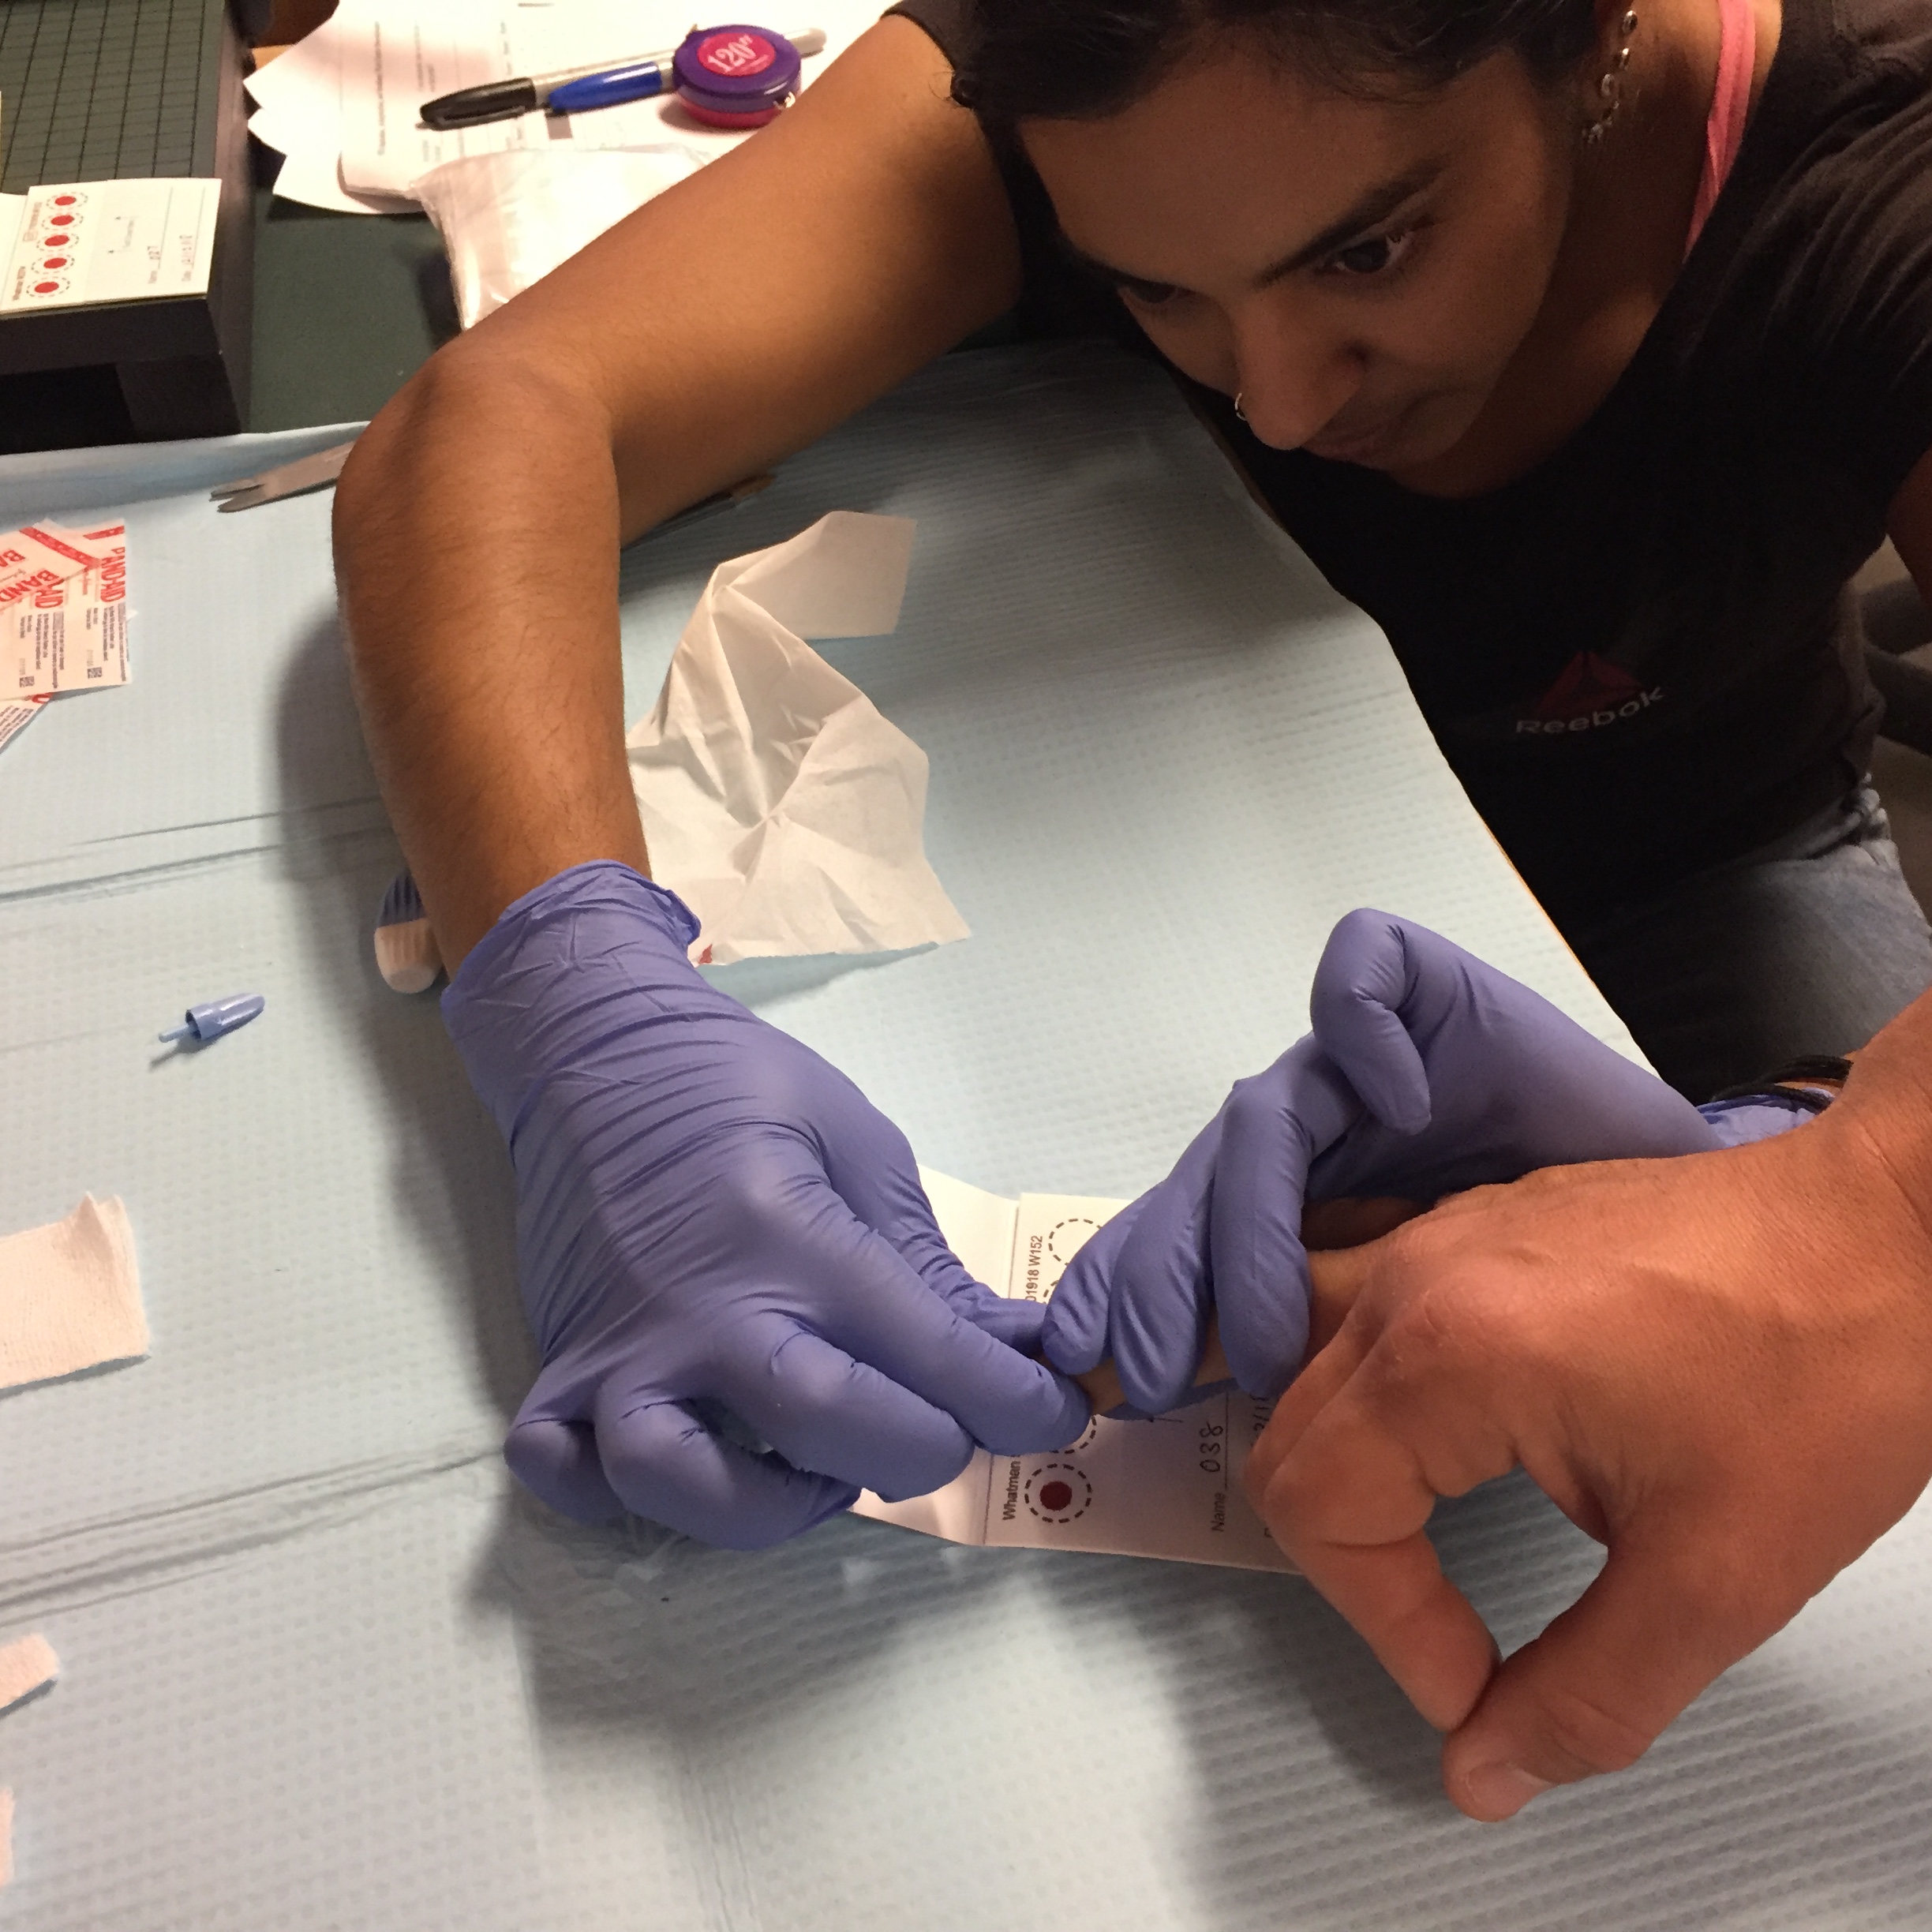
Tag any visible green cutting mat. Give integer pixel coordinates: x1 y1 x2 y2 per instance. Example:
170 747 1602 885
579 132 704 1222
0 0 226 193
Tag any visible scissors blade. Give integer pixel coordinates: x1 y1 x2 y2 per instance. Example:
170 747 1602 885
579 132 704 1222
211 439 359 511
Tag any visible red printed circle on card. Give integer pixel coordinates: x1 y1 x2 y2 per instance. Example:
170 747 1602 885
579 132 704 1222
695 29 775 76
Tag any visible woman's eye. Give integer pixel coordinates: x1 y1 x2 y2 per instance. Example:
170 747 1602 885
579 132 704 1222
1118 276 1181 307
1325 229 1415 279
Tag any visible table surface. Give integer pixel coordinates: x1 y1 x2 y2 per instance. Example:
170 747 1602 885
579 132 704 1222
7 321 1932 1932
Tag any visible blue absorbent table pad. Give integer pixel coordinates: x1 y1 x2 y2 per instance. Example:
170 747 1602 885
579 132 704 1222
2 346 1930 1929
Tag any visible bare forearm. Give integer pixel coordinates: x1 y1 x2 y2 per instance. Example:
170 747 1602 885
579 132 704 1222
331 19 1019 969
333 354 646 967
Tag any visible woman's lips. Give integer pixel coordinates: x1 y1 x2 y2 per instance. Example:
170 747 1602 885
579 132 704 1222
1298 395 1421 463
1303 413 1406 465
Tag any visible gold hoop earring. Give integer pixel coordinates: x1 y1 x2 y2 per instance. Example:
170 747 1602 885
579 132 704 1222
1583 8 1638 145
1234 392 1249 423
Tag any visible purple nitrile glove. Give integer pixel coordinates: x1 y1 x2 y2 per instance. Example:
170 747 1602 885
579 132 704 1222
444 862 1086 1548
1043 909 1729 1415
1697 1091 1831 1145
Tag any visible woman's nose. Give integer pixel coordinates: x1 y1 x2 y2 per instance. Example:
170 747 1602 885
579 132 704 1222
1232 316 1367 452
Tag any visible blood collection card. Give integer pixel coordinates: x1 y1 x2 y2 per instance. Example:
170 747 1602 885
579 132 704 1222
1 180 219 314
851 1173 1295 1573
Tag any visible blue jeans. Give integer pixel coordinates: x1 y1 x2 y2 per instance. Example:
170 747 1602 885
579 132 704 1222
1563 786 1932 1100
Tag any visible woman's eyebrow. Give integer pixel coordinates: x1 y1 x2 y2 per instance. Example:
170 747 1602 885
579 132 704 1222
1054 160 1444 290
1054 231 1164 285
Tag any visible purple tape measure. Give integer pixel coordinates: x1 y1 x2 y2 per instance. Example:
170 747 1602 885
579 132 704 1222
672 24 803 127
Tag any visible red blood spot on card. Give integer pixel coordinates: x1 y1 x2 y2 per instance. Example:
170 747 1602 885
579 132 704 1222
53 195 78 206
50 213 74 227
1038 1481 1073 1512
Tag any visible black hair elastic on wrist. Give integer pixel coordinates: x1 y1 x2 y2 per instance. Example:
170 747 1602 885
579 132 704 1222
1708 1055 1854 1114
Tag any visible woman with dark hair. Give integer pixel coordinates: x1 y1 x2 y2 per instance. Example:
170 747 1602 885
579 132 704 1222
937 0 1932 1103
334 0 1932 1821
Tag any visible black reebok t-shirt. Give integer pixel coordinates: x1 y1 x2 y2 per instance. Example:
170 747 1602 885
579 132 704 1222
889 0 1932 924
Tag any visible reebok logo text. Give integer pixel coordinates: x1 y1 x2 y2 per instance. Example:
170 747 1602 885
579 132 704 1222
1515 651 1663 735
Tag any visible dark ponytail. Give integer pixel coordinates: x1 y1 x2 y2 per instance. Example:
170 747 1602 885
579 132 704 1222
953 0 1603 122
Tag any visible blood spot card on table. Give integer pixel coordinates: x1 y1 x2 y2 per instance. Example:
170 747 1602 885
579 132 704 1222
852 1173 1294 1573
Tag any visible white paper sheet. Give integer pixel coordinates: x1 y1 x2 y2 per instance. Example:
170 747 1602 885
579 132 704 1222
627 512 971 964
250 18 417 213
273 148 418 218
852 1172 1294 1572
259 0 882 210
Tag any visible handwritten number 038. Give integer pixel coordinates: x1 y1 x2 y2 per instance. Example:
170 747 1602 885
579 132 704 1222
1199 1421 1224 1474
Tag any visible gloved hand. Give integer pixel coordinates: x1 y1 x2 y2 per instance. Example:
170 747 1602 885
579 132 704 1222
444 862 1087 1548
1043 909 1724 1414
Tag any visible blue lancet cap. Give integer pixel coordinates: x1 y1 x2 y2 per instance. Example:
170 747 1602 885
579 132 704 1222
159 993 265 1045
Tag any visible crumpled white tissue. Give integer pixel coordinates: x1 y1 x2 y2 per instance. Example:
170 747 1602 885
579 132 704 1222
627 512 971 964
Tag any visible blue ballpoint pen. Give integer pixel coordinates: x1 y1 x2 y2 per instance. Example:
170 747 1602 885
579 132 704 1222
545 57 677 118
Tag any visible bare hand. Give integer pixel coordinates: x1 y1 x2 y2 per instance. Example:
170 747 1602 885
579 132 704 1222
1244 997 1932 1821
